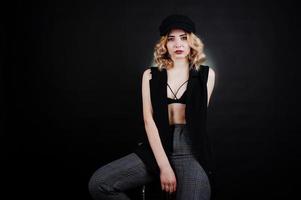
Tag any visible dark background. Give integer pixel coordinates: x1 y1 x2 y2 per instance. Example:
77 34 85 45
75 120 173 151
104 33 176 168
1 0 299 199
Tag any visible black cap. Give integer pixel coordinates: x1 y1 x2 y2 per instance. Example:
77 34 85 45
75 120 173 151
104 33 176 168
159 14 196 36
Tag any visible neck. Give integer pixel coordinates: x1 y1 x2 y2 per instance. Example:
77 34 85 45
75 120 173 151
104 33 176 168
171 59 190 71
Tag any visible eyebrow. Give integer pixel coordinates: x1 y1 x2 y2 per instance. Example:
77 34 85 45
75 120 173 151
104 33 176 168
168 33 187 37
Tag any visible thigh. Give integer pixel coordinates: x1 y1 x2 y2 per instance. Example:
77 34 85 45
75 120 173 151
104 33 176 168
89 153 155 192
170 155 211 200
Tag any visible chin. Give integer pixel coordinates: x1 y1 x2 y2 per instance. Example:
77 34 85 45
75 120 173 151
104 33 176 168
174 55 188 59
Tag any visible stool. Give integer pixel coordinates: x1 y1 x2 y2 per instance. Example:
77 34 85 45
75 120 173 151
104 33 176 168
139 182 174 200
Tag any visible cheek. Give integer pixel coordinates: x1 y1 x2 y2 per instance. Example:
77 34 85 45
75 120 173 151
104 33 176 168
166 43 172 50
166 44 173 53
184 43 190 49
185 45 191 54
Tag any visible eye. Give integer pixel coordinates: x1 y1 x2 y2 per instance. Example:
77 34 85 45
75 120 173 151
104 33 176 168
181 36 187 40
167 38 174 41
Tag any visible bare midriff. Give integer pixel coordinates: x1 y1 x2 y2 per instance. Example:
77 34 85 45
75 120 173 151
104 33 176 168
168 104 187 125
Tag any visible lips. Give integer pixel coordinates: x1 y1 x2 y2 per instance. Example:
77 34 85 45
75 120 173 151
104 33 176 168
175 50 184 54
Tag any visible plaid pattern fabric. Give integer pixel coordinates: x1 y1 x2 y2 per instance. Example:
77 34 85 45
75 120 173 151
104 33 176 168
88 124 211 200
169 124 211 200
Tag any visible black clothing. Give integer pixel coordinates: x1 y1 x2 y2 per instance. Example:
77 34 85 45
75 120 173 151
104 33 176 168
167 80 188 104
159 14 196 36
133 65 217 199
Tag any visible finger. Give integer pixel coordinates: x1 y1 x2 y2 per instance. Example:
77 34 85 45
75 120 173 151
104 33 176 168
168 184 172 193
168 183 172 192
168 185 172 193
169 183 174 193
164 185 167 192
170 184 174 193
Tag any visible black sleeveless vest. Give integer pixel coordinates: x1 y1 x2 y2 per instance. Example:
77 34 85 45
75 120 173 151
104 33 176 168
133 65 217 196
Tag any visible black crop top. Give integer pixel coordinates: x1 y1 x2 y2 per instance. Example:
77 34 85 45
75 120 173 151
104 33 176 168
167 80 188 104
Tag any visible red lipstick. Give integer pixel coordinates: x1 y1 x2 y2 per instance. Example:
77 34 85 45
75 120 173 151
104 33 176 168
175 50 184 54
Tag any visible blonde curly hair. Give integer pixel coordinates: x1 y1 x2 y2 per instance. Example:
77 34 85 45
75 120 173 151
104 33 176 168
153 32 206 71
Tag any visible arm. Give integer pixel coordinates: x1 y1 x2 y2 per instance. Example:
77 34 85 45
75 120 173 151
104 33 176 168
207 67 216 107
141 68 171 170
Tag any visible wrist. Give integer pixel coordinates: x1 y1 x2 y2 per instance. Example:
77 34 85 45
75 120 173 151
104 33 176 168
159 163 170 170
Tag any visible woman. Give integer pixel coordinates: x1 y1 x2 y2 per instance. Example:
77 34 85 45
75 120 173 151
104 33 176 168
88 14 216 200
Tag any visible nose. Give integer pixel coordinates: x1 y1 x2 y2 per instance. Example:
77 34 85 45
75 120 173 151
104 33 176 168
174 38 183 48
175 43 183 48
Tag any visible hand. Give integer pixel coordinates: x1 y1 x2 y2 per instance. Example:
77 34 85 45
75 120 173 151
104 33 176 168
160 165 177 194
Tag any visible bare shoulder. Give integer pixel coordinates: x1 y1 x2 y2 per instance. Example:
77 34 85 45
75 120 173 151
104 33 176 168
207 67 216 87
208 67 215 78
143 68 152 81
207 67 216 106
